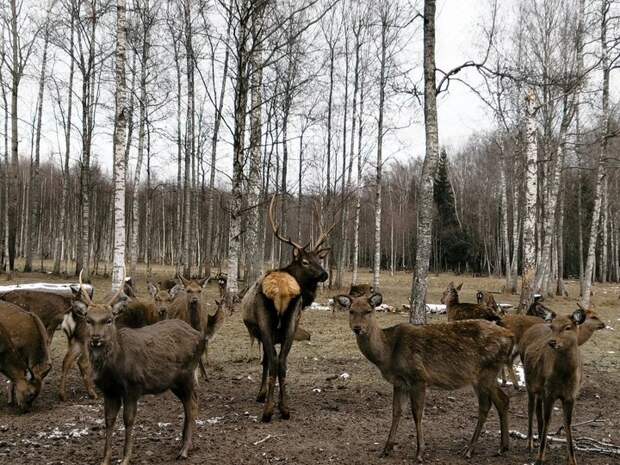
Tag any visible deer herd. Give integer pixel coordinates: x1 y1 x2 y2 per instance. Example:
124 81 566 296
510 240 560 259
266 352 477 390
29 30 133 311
0 197 611 465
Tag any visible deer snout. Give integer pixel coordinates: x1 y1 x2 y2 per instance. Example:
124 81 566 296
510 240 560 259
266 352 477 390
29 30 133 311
90 335 104 348
352 326 362 335
548 339 558 349
318 271 328 282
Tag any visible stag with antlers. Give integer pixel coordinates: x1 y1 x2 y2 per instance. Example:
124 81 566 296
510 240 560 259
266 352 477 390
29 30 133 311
241 195 335 422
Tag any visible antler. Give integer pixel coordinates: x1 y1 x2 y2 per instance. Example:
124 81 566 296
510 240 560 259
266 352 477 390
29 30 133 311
312 200 340 251
269 194 305 250
78 269 94 306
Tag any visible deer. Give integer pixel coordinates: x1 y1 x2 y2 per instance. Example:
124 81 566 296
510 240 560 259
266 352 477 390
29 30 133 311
73 271 205 465
337 292 513 462
1 289 82 344
146 281 184 320
0 301 52 410
241 194 333 422
520 308 587 465
526 295 557 320
332 284 374 314
441 282 502 322
213 272 227 299
0 320 41 411
475 290 505 316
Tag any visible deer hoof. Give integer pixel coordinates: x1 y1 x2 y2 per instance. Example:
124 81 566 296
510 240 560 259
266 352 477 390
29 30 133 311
461 446 474 459
176 449 189 460
261 412 273 423
379 443 394 458
256 392 266 403
280 410 290 420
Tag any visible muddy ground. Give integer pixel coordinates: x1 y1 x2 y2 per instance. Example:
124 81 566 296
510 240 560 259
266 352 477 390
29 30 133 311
0 269 618 465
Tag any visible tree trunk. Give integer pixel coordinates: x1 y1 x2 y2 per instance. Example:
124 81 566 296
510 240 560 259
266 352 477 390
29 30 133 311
112 0 128 291
582 0 609 307
409 0 439 325
351 75 364 285
518 92 538 312
182 0 194 278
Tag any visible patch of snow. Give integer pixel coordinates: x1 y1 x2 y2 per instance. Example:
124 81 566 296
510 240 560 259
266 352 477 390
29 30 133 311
206 417 223 425
608 351 616 354
425 304 446 314
308 302 332 311
312 388 321 393
157 422 171 428
0 282 94 297
338 372 350 380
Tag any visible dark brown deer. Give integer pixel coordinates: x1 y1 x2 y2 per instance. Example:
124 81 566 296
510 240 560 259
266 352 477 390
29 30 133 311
520 308 587 465
214 272 227 299
441 282 502 322
73 271 204 465
337 292 513 462
0 320 40 411
241 195 332 422
475 290 505 316
0 301 52 410
526 295 556 320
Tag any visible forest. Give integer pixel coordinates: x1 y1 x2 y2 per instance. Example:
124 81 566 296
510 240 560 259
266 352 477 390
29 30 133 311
1 0 620 317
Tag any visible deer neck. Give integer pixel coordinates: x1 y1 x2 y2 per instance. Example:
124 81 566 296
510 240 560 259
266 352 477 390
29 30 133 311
90 334 121 374
188 300 202 331
356 322 389 368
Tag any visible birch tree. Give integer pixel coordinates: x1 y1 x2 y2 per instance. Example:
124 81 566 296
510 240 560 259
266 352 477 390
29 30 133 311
112 0 128 291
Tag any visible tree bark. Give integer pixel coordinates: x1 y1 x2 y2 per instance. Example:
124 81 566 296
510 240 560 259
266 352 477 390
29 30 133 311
410 0 439 325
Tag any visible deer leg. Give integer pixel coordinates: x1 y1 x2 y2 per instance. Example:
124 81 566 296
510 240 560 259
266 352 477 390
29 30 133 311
527 391 536 451
77 349 97 399
464 386 492 458
120 397 138 465
535 395 544 445
277 304 301 420
102 395 121 465
409 385 426 463
256 344 269 403
59 338 82 401
260 338 278 423
506 364 520 390
174 385 197 460
489 385 510 454
380 386 406 457
562 399 577 465
535 395 555 465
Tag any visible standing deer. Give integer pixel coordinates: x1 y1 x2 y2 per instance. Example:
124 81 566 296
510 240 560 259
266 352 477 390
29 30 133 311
338 292 513 462
520 308 587 465
441 282 502 322
241 195 333 422
73 271 204 465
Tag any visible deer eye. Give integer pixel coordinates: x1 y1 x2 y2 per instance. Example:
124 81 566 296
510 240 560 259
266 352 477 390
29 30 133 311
564 325 572 331
302 259 310 266
106 319 113 325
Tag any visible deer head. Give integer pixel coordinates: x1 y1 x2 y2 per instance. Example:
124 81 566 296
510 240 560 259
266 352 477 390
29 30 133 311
72 270 128 350
148 282 178 320
546 308 586 351
176 275 208 306
269 195 334 285
336 292 383 336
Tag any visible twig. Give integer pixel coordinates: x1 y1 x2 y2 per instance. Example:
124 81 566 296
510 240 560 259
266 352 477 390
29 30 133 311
506 430 620 456
555 413 604 435
253 434 282 446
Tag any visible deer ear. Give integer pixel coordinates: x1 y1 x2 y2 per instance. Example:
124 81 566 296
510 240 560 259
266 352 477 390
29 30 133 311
317 248 329 259
147 282 158 298
169 284 183 299
368 293 383 308
571 308 586 325
456 283 463 291
112 298 127 318
293 247 301 259
198 277 209 288
336 295 352 308
72 301 88 318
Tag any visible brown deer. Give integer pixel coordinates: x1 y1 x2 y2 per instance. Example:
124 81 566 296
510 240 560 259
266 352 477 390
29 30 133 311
0 320 40 411
241 195 332 422
337 292 513 462
1 289 82 344
147 281 183 320
174 275 211 379
73 271 204 465
0 301 52 410
441 282 502 322
332 284 374 314
520 308 587 465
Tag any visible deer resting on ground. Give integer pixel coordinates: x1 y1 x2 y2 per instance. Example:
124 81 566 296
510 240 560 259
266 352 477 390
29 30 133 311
338 292 513 462
73 271 205 465
241 195 332 422
441 282 502 322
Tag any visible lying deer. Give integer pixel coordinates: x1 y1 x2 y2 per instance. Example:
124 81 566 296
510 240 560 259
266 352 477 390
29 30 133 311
0 301 52 410
526 295 556 320
241 195 332 422
475 290 505 316
441 282 502 322
73 271 205 465
520 308 587 465
338 292 513 462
